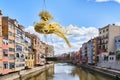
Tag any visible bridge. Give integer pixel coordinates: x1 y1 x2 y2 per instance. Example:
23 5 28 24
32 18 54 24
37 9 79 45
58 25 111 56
45 57 76 63
45 57 58 61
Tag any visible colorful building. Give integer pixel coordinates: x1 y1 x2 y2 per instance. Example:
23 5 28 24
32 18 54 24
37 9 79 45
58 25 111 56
0 11 9 75
99 24 120 55
99 24 120 62
81 43 88 63
0 10 54 75
0 10 2 74
31 34 41 66
15 23 25 71
2 17 16 74
40 42 46 65
46 45 54 57
93 37 99 64
87 39 94 64
114 36 120 52
25 32 34 68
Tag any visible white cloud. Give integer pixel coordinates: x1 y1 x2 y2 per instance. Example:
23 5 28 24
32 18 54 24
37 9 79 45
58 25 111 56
25 25 98 55
115 0 120 3
95 0 120 3
95 0 110 2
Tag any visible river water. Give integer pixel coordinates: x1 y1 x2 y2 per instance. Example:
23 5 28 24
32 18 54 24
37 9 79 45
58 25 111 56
27 63 115 80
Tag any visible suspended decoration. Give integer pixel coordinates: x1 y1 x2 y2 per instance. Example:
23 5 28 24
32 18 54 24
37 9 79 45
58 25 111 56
34 0 71 47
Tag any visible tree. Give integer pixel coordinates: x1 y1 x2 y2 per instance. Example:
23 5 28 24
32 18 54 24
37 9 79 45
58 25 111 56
116 50 120 60
66 54 70 60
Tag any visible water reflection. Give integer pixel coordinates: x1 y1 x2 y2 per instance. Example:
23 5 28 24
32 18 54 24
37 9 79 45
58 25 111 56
27 66 54 80
27 63 114 80
70 65 114 80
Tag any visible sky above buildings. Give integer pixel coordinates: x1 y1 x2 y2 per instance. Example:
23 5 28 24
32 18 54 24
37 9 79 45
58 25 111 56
1 0 120 55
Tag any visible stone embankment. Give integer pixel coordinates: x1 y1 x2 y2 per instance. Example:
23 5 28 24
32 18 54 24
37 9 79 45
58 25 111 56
77 64 120 79
0 63 54 80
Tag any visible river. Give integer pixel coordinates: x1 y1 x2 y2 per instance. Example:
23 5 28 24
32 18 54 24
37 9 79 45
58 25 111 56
26 63 115 80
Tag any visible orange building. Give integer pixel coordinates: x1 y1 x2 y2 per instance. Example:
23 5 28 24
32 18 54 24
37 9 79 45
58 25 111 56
40 42 46 65
31 34 41 66
0 11 9 75
0 10 2 74
2 16 16 74
2 17 26 72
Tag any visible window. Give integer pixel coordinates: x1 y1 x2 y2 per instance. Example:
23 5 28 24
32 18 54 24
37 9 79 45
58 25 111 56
16 53 19 58
8 31 12 36
3 50 8 56
25 56 27 59
32 55 34 59
106 28 109 31
9 54 14 60
21 54 24 58
3 39 8 45
9 48 15 52
3 62 8 69
9 62 15 69
118 40 120 42
9 39 14 44
16 45 22 51
8 22 14 30
112 57 114 60
17 29 22 35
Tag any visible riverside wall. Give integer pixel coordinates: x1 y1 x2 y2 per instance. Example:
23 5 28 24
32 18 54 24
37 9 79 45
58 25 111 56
77 64 120 79
0 63 54 80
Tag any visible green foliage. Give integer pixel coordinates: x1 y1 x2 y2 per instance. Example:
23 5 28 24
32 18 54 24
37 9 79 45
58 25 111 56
66 54 70 59
116 50 120 60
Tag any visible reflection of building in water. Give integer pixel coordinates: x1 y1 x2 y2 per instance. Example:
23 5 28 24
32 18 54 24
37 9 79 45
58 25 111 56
71 67 88 80
71 67 113 80
26 65 54 80
46 66 54 80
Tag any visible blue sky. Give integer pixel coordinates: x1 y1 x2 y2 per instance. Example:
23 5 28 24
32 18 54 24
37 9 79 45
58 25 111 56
1 0 120 54
1 0 120 28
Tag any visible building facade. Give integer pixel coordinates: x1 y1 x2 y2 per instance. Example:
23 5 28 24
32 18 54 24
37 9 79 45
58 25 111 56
46 45 54 57
99 24 120 62
87 40 94 64
0 10 2 74
31 34 41 66
114 36 120 52
99 24 120 55
14 24 25 71
25 32 34 68
2 17 16 74
81 43 88 63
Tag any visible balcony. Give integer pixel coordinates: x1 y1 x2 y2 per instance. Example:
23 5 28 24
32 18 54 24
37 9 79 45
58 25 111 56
99 49 107 53
32 45 37 50
2 39 8 49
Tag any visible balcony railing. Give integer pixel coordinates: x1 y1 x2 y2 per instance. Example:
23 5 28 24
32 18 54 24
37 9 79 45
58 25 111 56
3 39 8 45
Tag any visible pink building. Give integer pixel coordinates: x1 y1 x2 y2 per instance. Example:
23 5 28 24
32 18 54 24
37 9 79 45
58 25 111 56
0 10 9 75
2 38 9 74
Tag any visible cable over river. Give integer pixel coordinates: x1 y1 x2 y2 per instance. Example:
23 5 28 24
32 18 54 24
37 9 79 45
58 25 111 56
26 63 115 80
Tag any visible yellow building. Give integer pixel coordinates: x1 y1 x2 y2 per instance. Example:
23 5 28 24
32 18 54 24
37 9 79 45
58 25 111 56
14 24 25 71
25 32 34 68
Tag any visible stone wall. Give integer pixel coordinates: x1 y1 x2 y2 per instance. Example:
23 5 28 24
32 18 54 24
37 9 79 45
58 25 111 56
0 64 54 80
97 61 120 70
